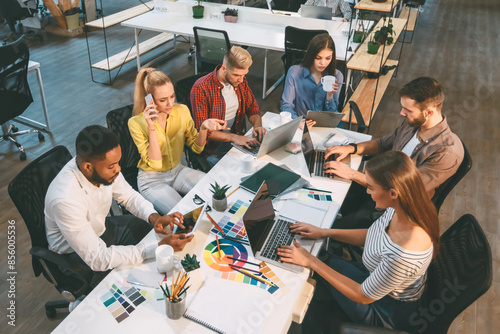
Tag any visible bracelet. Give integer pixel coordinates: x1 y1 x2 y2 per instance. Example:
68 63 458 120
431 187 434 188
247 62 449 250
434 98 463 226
348 143 357 154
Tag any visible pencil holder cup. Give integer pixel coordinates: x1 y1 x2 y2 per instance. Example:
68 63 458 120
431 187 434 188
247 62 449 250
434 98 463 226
165 290 187 320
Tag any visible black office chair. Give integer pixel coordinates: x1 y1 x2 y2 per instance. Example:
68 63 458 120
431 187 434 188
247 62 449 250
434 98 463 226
174 73 211 172
0 0 35 35
282 26 328 77
193 26 231 74
346 101 366 133
0 35 44 161
431 140 472 212
8 146 99 318
105 104 140 191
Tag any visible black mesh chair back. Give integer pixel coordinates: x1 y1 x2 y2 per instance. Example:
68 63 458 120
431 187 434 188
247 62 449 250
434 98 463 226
193 26 231 73
346 101 366 133
106 104 140 190
282 26 328 76
416 214 492 333
0 35 33 124
174 73 212 172
431 140 471 212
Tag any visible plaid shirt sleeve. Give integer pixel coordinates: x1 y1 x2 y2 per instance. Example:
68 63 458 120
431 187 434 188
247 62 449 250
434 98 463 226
239 79 260 119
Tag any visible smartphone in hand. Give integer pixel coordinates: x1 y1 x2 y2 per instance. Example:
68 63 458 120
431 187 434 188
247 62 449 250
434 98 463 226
145 93 159 121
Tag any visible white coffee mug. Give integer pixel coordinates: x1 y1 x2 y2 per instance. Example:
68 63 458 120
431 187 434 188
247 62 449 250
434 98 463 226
241 155 255 174
280 111 292 125
321 75 336 92
156 245 180 273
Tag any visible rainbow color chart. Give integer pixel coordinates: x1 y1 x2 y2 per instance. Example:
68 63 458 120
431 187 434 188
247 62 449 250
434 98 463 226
202 238 279 294
209 199 248 241
99 284 146 323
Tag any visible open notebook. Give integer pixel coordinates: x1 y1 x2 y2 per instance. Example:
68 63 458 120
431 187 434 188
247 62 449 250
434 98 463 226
184 278 269 333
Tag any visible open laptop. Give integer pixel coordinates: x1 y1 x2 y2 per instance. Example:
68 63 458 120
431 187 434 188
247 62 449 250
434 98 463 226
242 181 305 273
232 116 302 159
306 110 345 128
301 122 350 179
300 5 333 20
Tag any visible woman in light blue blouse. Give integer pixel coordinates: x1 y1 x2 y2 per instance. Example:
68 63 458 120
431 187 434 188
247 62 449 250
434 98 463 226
280 33 344 122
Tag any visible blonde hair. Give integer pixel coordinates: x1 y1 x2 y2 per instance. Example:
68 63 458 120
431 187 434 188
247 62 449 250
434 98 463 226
223 46 252 70
132 68 172 116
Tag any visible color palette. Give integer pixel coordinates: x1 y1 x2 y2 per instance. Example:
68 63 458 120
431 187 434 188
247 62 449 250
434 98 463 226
259 262 288 295
296 189 333 202
210 199 248 240
100 284 146 323
202 238 278 294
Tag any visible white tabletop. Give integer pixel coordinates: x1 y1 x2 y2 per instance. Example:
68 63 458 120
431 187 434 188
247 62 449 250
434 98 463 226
52 113 371 334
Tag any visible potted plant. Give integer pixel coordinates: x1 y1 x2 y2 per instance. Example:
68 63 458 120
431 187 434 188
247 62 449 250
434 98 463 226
192 0 205 19
210 182 230 212
353 10 368 43
222 7 238 23
367 17 394 54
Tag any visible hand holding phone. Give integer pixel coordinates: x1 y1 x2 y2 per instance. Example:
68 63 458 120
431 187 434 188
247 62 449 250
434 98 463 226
145 93 159 121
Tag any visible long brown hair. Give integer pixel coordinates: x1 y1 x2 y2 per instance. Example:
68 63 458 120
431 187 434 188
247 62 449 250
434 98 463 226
301 33 336 76
132 68 172 116
366 151 440 257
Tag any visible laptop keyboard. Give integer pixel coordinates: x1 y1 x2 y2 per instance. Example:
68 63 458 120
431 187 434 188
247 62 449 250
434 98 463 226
314 152 338 177
261 218 295 262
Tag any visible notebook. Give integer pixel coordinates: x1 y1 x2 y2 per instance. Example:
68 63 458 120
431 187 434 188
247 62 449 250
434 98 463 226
184 278 268 333
240 162 301 197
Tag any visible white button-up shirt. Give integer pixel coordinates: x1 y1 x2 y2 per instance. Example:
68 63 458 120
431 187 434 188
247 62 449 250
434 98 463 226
45 158 157 271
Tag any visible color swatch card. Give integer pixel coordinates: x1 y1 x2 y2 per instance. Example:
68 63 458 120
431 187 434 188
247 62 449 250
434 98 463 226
99 284 146 323
259 262 288 295
210 199 249 241
296 188 333 202
201 237 279 294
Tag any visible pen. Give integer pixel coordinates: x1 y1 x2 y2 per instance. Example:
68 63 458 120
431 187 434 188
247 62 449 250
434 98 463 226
222 235 249 245
206 212 226 236
303 187 332 194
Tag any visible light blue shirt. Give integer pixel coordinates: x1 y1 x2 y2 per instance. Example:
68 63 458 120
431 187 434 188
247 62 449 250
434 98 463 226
280 65 344 119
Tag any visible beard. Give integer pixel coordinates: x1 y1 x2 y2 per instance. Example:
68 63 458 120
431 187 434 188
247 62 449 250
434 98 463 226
90 169 117 186
407 112 427 128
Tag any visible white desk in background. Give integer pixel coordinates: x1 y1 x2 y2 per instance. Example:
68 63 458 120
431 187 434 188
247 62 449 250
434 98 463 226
15 61 51 132
52 113 371 334
122 1 365 99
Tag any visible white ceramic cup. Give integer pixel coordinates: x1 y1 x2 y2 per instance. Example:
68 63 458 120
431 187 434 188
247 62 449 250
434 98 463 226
321 75 337 92
280 111 292 125
156 245 180 273
241 155 255 174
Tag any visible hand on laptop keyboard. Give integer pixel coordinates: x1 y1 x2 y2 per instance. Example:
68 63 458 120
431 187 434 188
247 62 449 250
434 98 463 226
323 158 355 180
233 134 260 149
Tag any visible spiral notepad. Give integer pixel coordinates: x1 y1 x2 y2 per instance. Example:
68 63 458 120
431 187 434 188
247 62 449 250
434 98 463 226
184 278 267 333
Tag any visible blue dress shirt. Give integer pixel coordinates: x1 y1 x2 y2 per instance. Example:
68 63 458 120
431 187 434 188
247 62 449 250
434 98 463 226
280 65 344 119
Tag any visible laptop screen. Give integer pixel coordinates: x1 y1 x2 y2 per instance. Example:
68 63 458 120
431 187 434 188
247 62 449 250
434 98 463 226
301 122 315 161
242 181 276 254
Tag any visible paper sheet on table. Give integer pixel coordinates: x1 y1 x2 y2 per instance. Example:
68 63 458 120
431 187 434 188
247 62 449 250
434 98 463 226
324 132 357 147
278 199 330 227
127 268 164 288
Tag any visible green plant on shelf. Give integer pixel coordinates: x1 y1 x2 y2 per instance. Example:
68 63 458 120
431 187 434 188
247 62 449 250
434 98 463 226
210 182 231 200
367 17 394 54
222 7 238 17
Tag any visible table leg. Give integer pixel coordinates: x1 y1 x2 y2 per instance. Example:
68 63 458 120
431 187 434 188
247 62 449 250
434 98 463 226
35 68 51 131
135 28 141 71
262 49 268 100
344 68 352 105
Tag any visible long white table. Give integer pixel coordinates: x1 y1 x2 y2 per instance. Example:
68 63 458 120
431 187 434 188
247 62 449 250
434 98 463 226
122 1 363 99
52 114 371 334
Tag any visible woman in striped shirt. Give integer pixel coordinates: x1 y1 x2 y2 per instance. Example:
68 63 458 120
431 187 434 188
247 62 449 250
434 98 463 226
277 151 440 332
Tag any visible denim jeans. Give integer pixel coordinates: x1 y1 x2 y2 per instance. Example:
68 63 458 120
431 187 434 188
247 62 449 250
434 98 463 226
137 164 204 215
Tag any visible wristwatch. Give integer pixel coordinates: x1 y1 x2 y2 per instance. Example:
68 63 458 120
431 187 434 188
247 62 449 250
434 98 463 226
348 143 357 154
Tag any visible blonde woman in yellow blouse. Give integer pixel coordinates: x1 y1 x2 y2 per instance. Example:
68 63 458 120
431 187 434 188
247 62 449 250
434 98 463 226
128 68 228 215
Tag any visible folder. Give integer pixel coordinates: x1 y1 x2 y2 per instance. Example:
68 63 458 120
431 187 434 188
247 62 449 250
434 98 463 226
240 163 301 197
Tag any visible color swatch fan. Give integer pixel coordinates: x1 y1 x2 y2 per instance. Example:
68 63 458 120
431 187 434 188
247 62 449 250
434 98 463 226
210 199 249 241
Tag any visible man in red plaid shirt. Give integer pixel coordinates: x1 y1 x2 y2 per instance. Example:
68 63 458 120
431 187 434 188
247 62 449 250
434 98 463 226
190 46 266 165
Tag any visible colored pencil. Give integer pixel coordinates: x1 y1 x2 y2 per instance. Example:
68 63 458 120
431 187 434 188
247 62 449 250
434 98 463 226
229 264 261 275
222 235 249 245
227 186 240 198
178 285 190 297
303 187 332 194
206 212 225 236
227 256 260 267
216 235 222 259
232 266 275 287
159 283 170 299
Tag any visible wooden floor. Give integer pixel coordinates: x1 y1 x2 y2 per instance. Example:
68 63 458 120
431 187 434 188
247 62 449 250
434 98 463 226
0 0 498 333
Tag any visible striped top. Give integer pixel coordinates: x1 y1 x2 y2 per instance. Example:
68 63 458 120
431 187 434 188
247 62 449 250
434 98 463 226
361 208 433 302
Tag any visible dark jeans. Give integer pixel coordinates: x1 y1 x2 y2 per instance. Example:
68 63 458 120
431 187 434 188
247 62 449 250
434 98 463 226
334 182 384 229
61 215 152 290
302 255 421 333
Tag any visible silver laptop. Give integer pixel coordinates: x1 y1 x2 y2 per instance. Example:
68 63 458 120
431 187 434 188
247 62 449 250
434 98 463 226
300 5 333 20
232 116 302 159
306 110 345 128
242 181 304 273
301 122 350 179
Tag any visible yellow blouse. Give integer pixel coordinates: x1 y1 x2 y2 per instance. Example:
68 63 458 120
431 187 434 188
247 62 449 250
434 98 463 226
128 104 204 172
